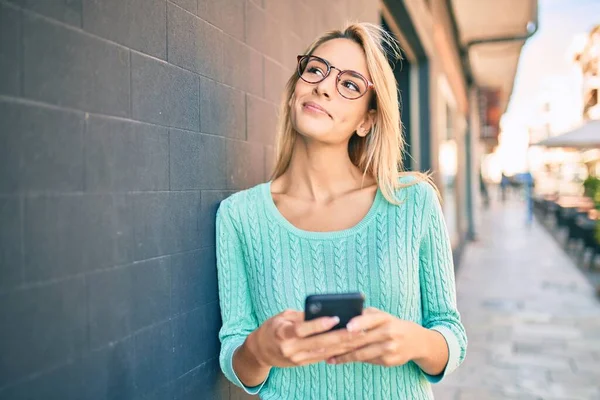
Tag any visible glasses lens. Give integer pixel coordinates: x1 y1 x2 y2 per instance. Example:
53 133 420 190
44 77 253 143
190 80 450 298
337 71 368 99
299 57 328 83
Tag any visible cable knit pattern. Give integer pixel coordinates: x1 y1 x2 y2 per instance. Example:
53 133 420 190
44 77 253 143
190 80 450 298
268 219 284 309
395 203 407 318
216 179 467 399
288 233 304 308
247 191 269 319
354 231 372 399
333 239 352 400
408 190 422 323
286 235 307 399
310 241 326 293
218 214 232 323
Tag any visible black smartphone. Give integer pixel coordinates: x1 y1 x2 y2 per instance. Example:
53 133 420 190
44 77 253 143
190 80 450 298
304 292 364 330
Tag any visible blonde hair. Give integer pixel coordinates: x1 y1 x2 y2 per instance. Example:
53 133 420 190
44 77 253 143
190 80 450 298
270 22 434 204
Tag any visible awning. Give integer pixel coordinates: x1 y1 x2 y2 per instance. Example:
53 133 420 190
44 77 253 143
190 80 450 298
450 0 538 114
535 119 600 148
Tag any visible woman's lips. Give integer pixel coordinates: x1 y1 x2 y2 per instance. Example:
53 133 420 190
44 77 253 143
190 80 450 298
303 102 331 117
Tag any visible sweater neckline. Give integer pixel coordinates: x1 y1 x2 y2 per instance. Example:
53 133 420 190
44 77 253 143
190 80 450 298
261 181 385 240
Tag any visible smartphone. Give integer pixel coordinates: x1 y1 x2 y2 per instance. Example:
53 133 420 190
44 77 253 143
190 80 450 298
304 292 364 330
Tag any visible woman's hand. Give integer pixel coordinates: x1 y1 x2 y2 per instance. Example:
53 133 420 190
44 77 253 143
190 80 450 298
326 307 431 367
244 309 364 368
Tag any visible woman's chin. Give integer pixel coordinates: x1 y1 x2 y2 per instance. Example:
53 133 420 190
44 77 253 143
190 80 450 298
295 128 331 142
294 120 332 139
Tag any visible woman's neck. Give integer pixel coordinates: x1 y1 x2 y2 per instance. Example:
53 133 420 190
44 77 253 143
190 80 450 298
273 138 375 202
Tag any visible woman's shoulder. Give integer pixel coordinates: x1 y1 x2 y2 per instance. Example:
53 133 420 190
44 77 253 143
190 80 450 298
217 182 269 220
393 172 439 206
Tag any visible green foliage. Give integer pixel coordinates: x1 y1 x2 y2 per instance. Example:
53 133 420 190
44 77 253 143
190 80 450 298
583 176 600 199
582 176 600 244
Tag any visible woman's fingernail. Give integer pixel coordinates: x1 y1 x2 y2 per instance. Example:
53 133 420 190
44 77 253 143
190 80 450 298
324 316 339 328
347 322 357 332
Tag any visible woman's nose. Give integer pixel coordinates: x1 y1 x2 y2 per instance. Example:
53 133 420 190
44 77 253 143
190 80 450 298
314 71 337 98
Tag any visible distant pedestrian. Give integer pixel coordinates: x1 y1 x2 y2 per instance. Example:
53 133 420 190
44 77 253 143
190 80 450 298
500 172 509 202
480 172 490 208
522 171 534 225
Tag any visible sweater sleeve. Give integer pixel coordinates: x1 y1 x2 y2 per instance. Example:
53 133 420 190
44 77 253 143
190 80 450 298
216 200 269 395
417 183 467 383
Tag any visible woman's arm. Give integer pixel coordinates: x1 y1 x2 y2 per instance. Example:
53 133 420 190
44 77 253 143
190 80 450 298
232 332 272 387
411 326 450 375
216 201 270 394
416 182 468 382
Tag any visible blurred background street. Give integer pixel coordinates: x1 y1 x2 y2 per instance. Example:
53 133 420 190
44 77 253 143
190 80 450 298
433 192 600 400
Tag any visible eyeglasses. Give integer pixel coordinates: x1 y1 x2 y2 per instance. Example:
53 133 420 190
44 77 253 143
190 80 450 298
296 55 375 100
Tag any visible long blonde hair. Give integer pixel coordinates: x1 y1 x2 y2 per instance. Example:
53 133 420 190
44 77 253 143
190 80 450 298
270 22 433 204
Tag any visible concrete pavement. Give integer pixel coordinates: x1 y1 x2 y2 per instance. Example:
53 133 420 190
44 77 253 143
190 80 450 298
432 199 600 400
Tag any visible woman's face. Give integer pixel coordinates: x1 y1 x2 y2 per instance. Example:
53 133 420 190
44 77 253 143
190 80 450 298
290 38 375 145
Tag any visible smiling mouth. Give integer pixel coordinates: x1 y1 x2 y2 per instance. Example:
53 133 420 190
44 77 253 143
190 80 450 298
303 102 331 117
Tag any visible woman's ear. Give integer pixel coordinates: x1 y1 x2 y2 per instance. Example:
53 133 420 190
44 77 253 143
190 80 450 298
356 109 377 137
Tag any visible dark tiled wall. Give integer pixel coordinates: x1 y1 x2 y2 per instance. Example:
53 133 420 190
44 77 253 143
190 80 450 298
0 0 378 399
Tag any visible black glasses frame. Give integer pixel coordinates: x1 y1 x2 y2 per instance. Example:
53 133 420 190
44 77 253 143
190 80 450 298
296 55 375 100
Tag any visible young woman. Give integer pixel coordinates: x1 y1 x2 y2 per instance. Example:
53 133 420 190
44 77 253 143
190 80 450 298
216 22 467 400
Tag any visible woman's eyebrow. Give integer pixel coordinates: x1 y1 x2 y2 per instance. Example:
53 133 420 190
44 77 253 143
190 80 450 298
345 70 367 79
312 53 369 77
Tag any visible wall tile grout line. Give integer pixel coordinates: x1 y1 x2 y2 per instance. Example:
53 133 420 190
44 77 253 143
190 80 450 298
169 0 244 41
84 274 91 355
19 194 25 285
6 3 130 51
19 4 24 97
244 93 249 141
165 0 169 61
0 94 277 143
4 0 239 89
168 129 172 192
0 314 176 394
0 244 214 296
82 112 88 193
0 188 226 199
197 76 201 137
129 50 133 119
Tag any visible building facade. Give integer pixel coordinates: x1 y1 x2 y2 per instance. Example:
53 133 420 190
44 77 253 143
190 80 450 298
384 0 536 250
576 25 600 121
576 25 600 177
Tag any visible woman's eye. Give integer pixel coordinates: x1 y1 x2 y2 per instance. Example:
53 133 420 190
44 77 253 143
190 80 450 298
307 67 324 77
342 80 360 92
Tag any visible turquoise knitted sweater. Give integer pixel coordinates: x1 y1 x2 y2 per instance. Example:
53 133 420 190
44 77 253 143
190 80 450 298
216 179 467 400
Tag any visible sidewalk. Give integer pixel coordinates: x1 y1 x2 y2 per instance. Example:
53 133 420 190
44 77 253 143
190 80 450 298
432 199 600 400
